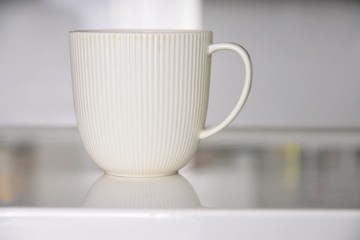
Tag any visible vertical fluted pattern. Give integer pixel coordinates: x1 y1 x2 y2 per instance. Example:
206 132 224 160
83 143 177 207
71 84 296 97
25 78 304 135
70 31 212 176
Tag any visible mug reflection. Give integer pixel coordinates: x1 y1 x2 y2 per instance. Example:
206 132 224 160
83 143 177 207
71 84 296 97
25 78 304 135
84 174 201 208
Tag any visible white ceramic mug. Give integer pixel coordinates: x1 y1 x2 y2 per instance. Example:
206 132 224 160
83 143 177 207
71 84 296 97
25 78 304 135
69 30 252 177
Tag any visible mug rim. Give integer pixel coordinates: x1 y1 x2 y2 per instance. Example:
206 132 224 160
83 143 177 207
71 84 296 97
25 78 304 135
70 29 212 34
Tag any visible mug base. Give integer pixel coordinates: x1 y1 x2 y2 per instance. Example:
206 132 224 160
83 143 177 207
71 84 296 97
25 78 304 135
104 171 179 178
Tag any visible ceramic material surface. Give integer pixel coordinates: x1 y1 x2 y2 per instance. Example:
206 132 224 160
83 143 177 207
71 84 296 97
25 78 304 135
69 30 252 176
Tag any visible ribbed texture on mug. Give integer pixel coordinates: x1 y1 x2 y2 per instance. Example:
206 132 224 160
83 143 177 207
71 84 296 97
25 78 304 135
70 32 212 176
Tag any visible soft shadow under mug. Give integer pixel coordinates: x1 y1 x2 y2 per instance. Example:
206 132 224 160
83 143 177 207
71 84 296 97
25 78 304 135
69 30 252 177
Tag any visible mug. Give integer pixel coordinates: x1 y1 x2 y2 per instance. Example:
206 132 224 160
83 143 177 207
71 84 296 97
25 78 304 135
69 30 252 177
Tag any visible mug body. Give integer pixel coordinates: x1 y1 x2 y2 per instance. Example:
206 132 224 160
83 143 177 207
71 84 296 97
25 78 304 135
69 30 212 177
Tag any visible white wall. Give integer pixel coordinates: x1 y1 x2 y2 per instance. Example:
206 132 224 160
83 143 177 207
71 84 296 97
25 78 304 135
0 0 109 126
108 0 202 29
204 0 360 127
0 0 359 127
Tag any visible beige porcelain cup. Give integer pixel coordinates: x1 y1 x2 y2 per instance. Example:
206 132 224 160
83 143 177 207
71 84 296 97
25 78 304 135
69 30 252 177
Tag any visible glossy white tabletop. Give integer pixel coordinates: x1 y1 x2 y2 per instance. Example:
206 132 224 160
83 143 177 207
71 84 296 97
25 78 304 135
1 128 360 240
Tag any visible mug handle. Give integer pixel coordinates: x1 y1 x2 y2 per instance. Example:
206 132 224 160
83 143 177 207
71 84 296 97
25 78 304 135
199 43 253 139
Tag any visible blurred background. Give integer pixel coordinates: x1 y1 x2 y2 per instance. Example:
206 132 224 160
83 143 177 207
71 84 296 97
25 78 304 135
0 0 359 128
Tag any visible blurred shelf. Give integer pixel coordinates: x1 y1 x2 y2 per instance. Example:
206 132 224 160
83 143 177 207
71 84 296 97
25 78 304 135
0 127 359 239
